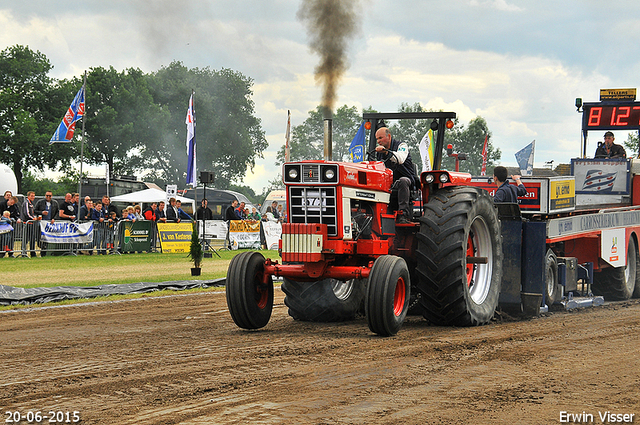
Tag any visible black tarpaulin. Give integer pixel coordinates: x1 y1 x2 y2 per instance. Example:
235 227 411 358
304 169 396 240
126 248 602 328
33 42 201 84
0 278 226 306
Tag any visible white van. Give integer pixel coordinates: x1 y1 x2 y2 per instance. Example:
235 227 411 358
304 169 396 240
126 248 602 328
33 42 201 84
260 190 286 215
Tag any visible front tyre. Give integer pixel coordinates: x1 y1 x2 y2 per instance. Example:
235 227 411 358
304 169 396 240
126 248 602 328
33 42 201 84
415 187 503 326
365 255 410 336
226 251 274 329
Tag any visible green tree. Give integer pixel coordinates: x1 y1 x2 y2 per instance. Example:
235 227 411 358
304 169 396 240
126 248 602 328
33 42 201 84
83 66 168 180
0 45 77 193
21 170 81 195
277 104 363 164
387 103 500 174
146 61 268 189
624 133 638 157
442 116 500 174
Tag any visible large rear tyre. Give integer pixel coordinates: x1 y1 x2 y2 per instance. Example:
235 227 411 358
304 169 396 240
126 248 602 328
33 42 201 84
365 255 410 336
282 278 366 322
415 187 503 326
593 237 637 301
545 249 561 306
226 251 274 329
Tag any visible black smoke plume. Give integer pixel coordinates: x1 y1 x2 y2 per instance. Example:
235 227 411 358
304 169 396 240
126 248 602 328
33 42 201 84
297 0 360 118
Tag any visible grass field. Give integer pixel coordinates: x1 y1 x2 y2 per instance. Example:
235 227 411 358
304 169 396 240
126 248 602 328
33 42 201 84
2 249 281 288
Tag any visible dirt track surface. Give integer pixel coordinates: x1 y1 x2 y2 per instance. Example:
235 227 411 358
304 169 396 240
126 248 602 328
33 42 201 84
2 290 640 425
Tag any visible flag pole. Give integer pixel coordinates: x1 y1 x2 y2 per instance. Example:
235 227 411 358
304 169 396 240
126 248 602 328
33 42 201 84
285 110 291 162
192 89 198 221
78 70 87 210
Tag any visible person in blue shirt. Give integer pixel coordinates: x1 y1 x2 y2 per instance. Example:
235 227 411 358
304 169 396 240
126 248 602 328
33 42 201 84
175 200 193 221
493 166 526 203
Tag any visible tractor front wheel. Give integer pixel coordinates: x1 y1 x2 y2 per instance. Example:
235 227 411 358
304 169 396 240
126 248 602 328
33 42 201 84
365 255 410 336
226 251 274 329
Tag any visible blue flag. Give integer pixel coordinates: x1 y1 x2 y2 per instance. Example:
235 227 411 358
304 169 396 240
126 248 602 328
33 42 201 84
50 85 85 144
349 122 366 163
515 140 535 176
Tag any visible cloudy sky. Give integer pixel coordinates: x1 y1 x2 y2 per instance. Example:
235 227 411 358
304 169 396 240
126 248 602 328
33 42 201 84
2 0 640 192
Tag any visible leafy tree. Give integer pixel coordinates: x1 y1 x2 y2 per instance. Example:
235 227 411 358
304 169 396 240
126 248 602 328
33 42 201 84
146 61 268 189
387 103 500 175
277 104 363 164
228 183 261 205
624 133 638 157
83 66 168 180
0 45 77 193
21 170 81 195
442 116 501 175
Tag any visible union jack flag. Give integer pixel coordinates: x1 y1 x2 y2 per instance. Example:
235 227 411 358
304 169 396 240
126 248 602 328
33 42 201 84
50 85 85 143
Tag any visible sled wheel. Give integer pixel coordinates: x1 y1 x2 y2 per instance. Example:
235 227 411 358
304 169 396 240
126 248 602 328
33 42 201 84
594 236 637 301
282 278 366 322
226 251 273 329
415 186 503 326
545 249 560 306
365 255 410 336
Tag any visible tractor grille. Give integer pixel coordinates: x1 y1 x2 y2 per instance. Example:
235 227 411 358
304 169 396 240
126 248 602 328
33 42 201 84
289 186 337 236
302 164 320 183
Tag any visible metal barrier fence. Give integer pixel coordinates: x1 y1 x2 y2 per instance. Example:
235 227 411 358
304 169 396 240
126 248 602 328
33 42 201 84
0 220 164 258
0 219 234 258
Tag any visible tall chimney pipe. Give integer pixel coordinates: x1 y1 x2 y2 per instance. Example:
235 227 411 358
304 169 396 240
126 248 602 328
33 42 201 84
323 118 332 161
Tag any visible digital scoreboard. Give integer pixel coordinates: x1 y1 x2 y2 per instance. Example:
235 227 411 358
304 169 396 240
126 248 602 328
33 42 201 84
582 102 640 131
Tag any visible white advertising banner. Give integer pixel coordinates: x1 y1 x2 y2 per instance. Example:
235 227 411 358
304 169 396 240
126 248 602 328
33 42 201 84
228 220 261 250
40 221 93 243
262 221 282 250
199 220 228 241
601 228 626 267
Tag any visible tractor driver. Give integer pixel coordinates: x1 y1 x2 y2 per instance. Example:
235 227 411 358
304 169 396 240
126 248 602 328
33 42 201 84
594 131 626 159
375 127 418 224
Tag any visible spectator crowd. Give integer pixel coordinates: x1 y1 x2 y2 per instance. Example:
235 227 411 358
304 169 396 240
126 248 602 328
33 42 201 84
0 191 199 258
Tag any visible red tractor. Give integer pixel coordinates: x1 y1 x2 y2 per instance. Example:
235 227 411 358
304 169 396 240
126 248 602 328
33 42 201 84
226 112 503 336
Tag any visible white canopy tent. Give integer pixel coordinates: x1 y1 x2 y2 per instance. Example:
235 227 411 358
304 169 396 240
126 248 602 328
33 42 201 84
110 188 195 212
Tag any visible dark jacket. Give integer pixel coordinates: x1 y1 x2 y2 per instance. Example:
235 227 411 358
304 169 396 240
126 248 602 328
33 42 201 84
34 198 59 219
78 205 93 221
595 142 626 159
156 207 166 222
165 204 180 222
225 205 239 221
196 206 213 220
376 138 419 188
494 181 527 203
21 198 37 221
7 202 20 221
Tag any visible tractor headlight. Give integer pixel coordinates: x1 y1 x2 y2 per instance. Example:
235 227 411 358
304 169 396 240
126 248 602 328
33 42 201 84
424 174 435 184
320 165 338 183
324 168 335 180
439 173 449 183
284 164 301 183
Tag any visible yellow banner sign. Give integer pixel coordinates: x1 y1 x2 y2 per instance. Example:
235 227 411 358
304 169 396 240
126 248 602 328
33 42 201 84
157 222 193 253
600 88 636 101
228 220 261 249
550 179 575 210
